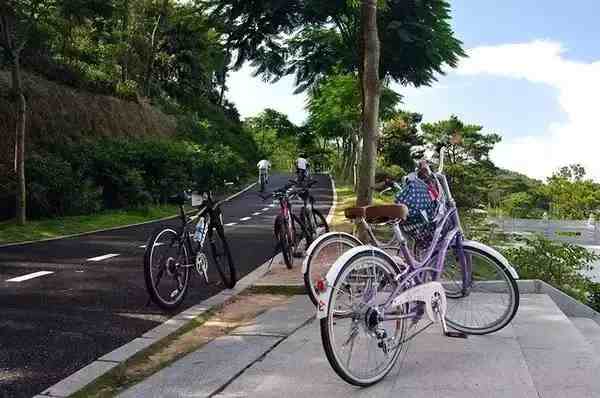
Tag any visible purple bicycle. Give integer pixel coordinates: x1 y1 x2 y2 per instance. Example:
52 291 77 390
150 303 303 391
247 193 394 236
316 147 520 386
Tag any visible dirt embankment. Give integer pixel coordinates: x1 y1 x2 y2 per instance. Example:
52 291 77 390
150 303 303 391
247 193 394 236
0 70 177 168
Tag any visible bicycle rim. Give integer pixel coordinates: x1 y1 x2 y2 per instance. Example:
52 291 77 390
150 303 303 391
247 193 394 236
441 246 519 334
321 251 406 386
144 228 190 309
304 234 360 306
209 226 237 288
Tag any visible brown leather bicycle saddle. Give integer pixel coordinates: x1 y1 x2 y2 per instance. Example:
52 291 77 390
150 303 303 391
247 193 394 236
344 207 366 220
344 204 408 223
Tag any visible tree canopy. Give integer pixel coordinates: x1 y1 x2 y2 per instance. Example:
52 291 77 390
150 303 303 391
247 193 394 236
210 0 465 91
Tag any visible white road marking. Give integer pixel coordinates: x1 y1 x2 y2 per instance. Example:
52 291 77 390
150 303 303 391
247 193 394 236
140 242 164 249
225 222 238 227
240 217 252 221
6 271 54 282
252 212 261 216
269 204 276 208
261 207 270 211
87 253 120 262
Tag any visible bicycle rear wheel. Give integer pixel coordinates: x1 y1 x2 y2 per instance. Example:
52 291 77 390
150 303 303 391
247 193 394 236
320 250 406 386
441 244 519 335
304 233 361 306
305 208 329 246
143 227 190 310
209 224 237 289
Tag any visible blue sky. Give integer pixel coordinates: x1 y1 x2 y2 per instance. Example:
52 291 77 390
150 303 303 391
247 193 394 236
228 1 600 181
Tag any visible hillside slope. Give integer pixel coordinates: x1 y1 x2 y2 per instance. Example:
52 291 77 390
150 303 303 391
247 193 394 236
0 70 176 167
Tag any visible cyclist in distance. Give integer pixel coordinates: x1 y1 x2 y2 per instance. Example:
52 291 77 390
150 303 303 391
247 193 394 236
257 159 271 183
296 155 309 183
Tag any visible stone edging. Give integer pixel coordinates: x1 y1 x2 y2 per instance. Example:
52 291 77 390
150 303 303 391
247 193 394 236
518 279 600 324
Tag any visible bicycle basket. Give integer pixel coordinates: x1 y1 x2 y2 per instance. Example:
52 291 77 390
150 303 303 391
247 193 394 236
395 174 441 247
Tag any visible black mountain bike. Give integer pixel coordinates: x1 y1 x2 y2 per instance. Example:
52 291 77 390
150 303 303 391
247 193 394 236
295 179 329 246
144 190 236 310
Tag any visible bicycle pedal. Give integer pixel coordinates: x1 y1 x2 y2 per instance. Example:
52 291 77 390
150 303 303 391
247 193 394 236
445 331 468 339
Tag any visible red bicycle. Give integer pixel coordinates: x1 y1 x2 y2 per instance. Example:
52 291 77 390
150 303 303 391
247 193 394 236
263 182 308 268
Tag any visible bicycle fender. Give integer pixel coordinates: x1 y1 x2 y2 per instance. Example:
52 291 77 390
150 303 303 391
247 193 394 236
301 232 362 274
317 245 394 319
462 240 520 280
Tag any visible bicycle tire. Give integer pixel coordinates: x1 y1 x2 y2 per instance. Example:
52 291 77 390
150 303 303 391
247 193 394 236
320 249 405 386
143 227 190 310
209 223 237 289
442 244 519 335
310 208 329 241
303 232 361 306
292 212 309 252
275 215 294 268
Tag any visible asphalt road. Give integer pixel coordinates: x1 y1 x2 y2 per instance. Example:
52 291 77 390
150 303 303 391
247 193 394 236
0 173 333 398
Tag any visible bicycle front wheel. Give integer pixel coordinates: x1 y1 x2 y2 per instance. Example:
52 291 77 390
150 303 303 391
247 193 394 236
304 233 361 306
441 244 519 335
320 250 406 386
209 224 237 289
308 208 329 245
275 215 294 268
143 227 190 310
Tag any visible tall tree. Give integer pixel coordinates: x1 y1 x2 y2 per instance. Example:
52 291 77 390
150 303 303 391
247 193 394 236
421 115 501 164
0 0 50 224
356 0 380 206
379 111 424 172
211 0 465 204
307 72 400 183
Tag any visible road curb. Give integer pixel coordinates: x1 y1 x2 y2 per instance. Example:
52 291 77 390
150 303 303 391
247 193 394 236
37 252 283 398
0 182 257 249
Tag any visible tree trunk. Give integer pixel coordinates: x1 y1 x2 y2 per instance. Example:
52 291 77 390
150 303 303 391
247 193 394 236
12 54 26 225
356 0 380 207
351 131 361 189
144 14 161 97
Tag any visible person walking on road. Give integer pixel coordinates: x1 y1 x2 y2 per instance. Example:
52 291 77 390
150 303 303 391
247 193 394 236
296 155 309 183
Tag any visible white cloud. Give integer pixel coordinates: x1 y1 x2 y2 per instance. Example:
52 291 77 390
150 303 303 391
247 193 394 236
227 64 308 125
456 40 600 181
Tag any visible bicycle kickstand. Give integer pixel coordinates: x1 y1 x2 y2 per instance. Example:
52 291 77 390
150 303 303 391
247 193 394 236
436 304 467 339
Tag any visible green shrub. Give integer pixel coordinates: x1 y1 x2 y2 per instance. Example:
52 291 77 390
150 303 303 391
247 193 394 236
504 235 600 303
588 283 600 312
376 164 406 182
26 153 102 217
116 80 139 102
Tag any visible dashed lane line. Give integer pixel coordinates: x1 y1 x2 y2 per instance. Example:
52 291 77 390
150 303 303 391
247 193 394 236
6 271 54 282
240 217 252 221
261 207 270 211
87 253 120 262
225 222 238 227
139 242 164 249
252 212 261 216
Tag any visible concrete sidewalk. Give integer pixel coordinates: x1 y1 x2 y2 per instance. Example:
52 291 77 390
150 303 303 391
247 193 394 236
115 288 600 398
